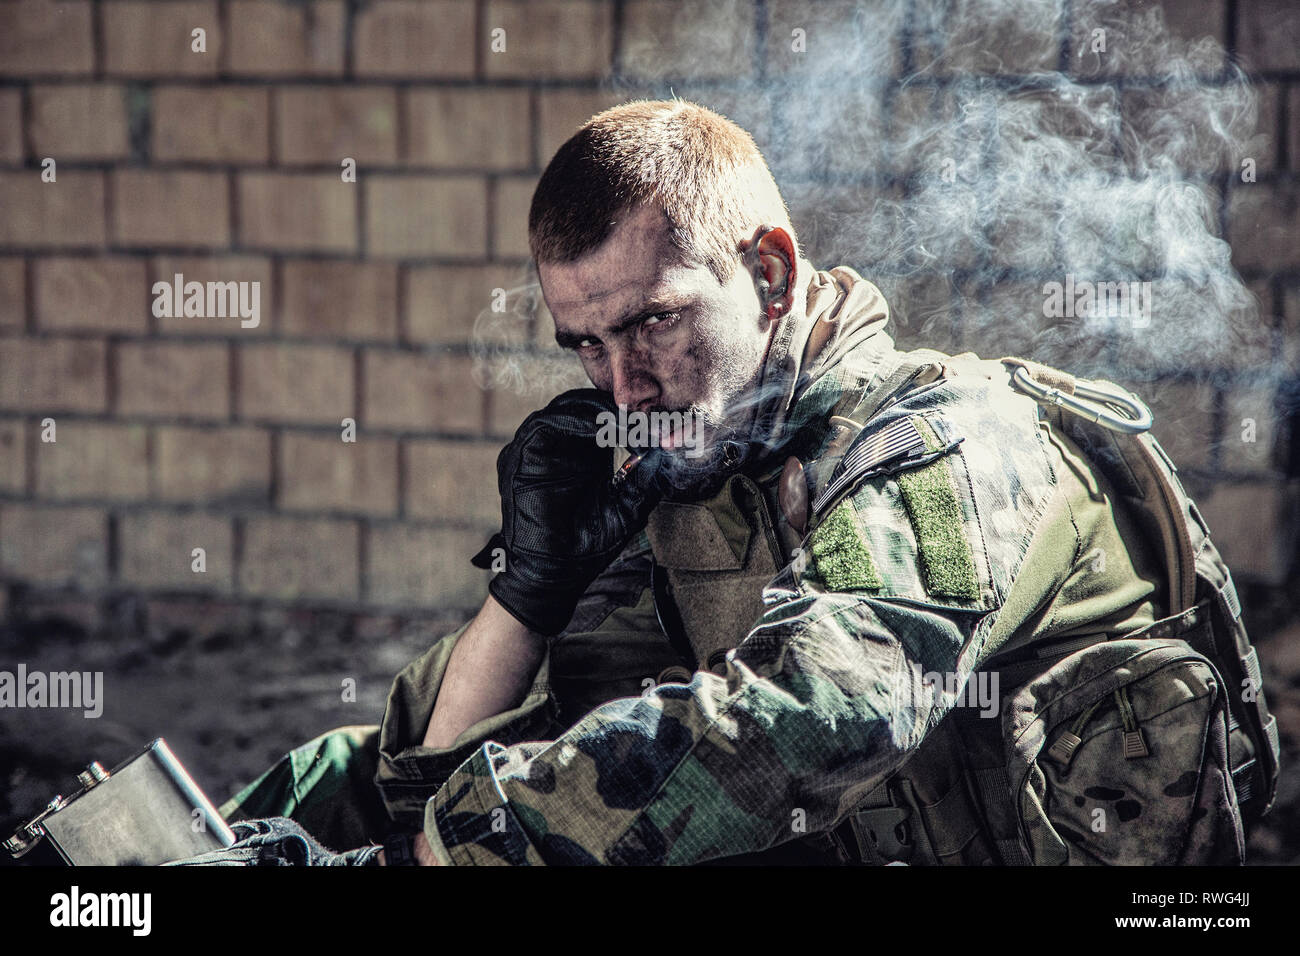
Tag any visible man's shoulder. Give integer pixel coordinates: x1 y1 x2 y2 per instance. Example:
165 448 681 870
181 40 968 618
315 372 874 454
795 348 1064 613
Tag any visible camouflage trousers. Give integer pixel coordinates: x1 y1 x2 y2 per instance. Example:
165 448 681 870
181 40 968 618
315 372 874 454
217 539 696 855
218 722 864 864
220 724 394 852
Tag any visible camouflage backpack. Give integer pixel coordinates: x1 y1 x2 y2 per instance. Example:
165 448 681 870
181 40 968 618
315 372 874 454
825 351 1281 866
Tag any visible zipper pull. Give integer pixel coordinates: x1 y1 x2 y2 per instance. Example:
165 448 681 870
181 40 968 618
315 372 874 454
1116 686 1150 759
1047 696 1107 770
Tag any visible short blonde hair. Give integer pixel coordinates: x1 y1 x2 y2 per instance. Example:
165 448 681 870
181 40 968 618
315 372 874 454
528 99 797 285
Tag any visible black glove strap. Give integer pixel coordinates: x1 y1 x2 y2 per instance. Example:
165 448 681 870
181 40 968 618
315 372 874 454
383 830 420 866
470 533 507 570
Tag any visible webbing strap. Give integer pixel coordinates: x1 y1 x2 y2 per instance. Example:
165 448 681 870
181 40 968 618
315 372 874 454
1000 355 1077 394
996 838 1033 867
1264 714 1280 763
915 778 985 860
843 348 948 425
969 765 1032 865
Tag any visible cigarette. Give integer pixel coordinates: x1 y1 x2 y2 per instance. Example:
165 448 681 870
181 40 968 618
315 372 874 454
611 453 643 488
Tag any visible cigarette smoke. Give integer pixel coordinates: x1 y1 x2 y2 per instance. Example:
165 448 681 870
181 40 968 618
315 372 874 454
474 0 1275 460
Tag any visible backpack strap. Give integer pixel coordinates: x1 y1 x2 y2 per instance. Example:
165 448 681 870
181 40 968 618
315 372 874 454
836 347 951 424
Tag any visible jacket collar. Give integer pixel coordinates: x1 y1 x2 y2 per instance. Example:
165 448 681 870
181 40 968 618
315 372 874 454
743 261 894 462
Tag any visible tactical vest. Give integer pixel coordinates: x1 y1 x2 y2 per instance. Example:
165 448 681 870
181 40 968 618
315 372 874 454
647 348 1281 866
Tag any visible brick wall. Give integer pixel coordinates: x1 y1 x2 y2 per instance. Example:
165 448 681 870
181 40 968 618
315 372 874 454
0 0 1297 637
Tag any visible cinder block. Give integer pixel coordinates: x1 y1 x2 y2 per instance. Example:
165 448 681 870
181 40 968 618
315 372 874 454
0 419 26 492
495 0 614 79
405 439 501 525
226 0 345 77
766 0 901 77
492 175 538 260
150 255 272 336
0 336 106 412
119 511 233 592
276 87 398 165
367 523 487 607
238 172 357 253
238 342 355 424
1195 479 1298 584
363 349 482 432
0 503 107 587
154 425 270 503
405 89 530 170
278 432 399 515
281 261 398 341
111 171 230 249
0 172 106 249
1142 380 1218 472
30 85 130 160
364 176 487 258
34 420 149 501
1229 181 1300 272
404 263 525 345
103 1 221 78
152 86 270 163
0 1 95 77
116 341 229 420
0 90 20 163
239 515 359 600
34 257 149 332
354 0 475 78
0 257 26 331
1222 385 1283 474
1237 0 1300 72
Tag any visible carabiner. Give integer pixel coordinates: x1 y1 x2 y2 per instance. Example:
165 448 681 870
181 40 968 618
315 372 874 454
1011 365 1153 435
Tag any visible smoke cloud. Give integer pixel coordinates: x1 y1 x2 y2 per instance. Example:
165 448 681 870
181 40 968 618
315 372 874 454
474 0 1274 451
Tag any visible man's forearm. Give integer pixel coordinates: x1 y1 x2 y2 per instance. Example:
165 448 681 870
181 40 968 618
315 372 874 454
421 593 547 750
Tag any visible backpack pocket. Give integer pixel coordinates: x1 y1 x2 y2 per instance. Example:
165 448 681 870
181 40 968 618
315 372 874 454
1003 638 1244 865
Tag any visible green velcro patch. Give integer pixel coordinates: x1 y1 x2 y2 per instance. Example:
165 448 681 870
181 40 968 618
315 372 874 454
896 418 979 600
809 500 883 591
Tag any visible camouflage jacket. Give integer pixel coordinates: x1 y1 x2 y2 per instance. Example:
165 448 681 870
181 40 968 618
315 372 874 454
373 271 1167 865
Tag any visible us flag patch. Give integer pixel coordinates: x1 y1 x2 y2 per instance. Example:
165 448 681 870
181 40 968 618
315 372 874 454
811 417 927 517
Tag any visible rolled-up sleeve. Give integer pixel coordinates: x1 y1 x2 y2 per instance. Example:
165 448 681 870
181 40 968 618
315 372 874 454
423 590 984 865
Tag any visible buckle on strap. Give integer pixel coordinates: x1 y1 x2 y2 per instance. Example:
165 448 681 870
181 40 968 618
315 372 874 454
838 779 928 865
847 805 913 864
1009 364 1153 435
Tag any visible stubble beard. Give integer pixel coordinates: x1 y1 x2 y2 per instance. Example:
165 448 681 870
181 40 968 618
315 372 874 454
648 311 772 499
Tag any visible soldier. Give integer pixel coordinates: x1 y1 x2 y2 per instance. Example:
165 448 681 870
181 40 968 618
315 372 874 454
175 99 1275 867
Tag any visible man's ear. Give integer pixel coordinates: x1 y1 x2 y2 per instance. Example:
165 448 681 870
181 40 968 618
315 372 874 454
744 224 796 318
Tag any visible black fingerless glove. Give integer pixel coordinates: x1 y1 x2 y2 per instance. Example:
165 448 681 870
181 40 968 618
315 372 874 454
471 389 668 637
163 818 381 866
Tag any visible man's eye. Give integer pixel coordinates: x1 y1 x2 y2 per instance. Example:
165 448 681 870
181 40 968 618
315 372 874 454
643 312 679 331
577 338 602 352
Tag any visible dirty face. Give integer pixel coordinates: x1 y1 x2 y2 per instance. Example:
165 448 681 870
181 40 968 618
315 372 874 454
540 204 776 493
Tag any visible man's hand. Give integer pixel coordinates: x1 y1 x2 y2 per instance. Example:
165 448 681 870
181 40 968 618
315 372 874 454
472 388 667 637
164 818 381 866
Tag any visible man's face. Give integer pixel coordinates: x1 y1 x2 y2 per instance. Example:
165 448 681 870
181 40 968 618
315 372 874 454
540 204 775 490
